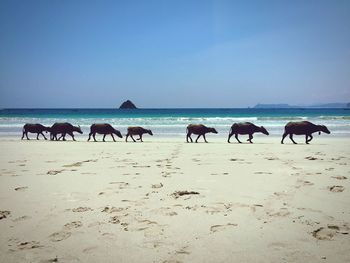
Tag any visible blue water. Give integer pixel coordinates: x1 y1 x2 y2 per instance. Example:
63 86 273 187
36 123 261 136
1 108 350 137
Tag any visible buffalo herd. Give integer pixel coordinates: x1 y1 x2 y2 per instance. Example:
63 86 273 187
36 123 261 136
21 121 330 144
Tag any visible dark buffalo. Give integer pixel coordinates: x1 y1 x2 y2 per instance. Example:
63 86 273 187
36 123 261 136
50 122 83 141
186 124 218 143
125 126 153 142
22 123 51 140
228 122 269 143
281 121 330 144
88 123 122 142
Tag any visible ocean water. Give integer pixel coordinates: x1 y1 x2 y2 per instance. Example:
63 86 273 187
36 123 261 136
1 108 350 138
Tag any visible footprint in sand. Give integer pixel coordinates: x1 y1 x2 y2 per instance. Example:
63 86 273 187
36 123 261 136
72 207 93 212
152 183 163 189
127 219 165 238
17 241 42 250
47 170 64 175
312 227 336 240
101 206 127 213
152 207 178 216
63 159 97 168
12 215 31 222
175 246 191 255
49 231 71 242
265 157 279 161
329 185 345 193
109 182 130 189
230 158 244 161
331 176 347 180
64 221 83 229
14 186 28 191
267 208 291 217
0 210 10 220
312 224 350 240
210 223 237 233
297 180 314 186
109 216 120 224
305 156 318 160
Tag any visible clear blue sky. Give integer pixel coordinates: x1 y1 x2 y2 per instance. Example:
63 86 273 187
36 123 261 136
0 0 349 108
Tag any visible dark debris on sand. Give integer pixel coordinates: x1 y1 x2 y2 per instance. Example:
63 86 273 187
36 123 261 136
171 191 200 199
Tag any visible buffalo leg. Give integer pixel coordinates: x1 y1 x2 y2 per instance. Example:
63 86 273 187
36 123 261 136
235 134 241 143
203 134 208 143
41 132 47 140
59 133 66 141
195 134 201 143
88 133 92 141
289 134 297 144
36 133 40 140
306 134 313 144
111 133 116 142
281 133 288 144
186 133 193 143
57 134 64 141
103 134 106 142
228 133 232 143
130 135 136 142
139 135 143 142
22 131 29 140
93 133 97 142
68 132 75 141
247 134 253 143
125 133 129 142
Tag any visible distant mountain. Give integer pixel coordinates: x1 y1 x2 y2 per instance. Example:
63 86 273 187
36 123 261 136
119 100 137 109
254 104 295 109
308 103 350 108
254 103 350 109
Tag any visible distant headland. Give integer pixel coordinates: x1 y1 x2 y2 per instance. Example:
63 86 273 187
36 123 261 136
119 100 137 109
254 103 350 109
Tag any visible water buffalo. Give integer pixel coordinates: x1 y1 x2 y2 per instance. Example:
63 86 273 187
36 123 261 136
186 124 218 143
88 123 122 142
22 123 51 140
281 121 330 144
50 122 83 141
125 126 153 142
228 122 269 143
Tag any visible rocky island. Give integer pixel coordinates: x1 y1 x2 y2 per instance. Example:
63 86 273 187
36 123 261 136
119 100 137 109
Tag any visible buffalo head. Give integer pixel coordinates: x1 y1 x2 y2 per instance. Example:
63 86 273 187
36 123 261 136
74 125 83 134
260 126 269 135
209 127 218 134
115 129 123 138
318 125 330 135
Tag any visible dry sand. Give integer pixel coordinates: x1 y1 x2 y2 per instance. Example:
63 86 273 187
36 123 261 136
0 136 349 262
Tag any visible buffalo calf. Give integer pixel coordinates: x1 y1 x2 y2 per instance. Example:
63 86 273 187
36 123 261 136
228 122 269 143
186 124 218 143
88 123 122 142
126 127 153 142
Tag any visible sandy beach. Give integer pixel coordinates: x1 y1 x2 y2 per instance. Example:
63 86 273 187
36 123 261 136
0 136 349 262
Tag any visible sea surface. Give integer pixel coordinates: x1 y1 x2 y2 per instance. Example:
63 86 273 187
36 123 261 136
1 108 350 138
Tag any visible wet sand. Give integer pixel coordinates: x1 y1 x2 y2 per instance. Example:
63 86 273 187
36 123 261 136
0 136 349 262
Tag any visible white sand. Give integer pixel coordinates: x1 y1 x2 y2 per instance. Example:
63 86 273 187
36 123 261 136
0 136 349 262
